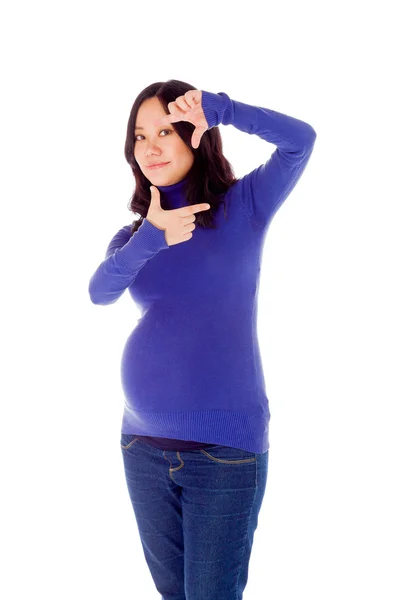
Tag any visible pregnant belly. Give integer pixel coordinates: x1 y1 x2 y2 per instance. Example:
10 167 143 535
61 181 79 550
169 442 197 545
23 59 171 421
120 312 257 413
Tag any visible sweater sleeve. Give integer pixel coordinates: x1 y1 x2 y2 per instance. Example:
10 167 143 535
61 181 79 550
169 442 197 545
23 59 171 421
201 90 317 227
88 218 169 305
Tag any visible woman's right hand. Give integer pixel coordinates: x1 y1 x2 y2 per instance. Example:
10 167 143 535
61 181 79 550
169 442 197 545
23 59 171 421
146 185 211 247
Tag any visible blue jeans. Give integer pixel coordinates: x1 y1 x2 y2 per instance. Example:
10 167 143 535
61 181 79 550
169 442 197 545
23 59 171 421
120 434 269 600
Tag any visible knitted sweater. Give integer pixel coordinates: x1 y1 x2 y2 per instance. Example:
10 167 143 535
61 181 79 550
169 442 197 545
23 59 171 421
88 90 317 453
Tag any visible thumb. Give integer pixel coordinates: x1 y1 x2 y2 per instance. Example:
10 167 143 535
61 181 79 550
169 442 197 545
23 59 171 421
149 185 161 208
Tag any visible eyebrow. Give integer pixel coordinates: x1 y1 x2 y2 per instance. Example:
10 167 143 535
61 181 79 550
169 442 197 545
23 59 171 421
134 123 168 132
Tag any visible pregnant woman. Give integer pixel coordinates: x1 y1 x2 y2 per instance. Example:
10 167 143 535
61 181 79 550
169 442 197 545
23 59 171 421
88 79 317 599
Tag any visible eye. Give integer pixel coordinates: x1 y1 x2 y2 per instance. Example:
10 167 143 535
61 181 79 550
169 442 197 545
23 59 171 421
135 129 171 141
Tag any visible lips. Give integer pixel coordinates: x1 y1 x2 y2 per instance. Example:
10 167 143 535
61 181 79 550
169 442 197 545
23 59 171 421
147 162 170 169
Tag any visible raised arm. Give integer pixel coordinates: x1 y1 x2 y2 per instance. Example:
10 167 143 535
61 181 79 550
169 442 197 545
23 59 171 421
201 90 317 227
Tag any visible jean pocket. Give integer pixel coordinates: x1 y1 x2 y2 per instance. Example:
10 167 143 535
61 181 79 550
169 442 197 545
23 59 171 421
199 445 257 464
120 434 140 450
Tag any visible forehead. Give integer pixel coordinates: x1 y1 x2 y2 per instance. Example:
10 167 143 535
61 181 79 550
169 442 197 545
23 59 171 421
135 97 166 130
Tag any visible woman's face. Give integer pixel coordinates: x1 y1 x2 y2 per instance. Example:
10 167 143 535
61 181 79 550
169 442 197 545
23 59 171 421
133 97 195 186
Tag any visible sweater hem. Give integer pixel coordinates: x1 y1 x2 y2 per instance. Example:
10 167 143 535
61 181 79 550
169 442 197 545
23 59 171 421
121 406 270 454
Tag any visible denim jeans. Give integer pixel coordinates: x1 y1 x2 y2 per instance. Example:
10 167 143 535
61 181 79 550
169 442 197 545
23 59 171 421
120 434 269 600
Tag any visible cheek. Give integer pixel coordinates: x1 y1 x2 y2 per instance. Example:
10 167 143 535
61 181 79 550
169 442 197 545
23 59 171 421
175 142 190 158
133 147 140 163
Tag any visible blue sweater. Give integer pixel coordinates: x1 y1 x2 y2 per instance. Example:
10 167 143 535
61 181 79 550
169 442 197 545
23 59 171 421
88 90 316 453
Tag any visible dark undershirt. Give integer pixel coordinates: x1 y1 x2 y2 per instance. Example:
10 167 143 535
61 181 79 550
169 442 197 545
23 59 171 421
134 435 215 451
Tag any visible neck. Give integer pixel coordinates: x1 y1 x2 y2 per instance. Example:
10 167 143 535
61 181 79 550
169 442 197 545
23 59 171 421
156 174 190 209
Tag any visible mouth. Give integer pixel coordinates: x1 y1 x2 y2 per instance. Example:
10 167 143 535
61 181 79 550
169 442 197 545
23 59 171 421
147 162 170 169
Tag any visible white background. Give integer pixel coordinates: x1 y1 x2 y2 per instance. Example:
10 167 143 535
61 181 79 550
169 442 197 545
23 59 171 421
1 0 399 598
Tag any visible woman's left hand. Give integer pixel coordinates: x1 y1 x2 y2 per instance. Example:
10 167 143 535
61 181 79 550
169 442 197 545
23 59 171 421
154 89 208 149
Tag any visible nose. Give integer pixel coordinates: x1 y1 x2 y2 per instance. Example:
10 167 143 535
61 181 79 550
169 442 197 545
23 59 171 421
145 142 162 156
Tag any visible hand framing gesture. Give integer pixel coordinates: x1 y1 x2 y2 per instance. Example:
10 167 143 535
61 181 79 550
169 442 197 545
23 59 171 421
154 90 208 149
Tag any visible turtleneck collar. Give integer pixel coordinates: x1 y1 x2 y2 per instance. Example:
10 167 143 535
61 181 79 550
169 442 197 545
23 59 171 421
156 174 190 210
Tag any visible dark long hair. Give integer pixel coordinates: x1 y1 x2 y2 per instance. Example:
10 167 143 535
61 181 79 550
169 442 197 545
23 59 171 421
124 79 239 235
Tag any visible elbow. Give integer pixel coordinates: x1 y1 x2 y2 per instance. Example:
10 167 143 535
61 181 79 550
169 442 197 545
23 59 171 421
88 289 103 305
88 276 107 305
88 287 116 306
89 292 102 305
302 127 317 157
88 281 107 306
88 280 100 305
307 125 317 144
89 293 118 306
88 285 120 306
